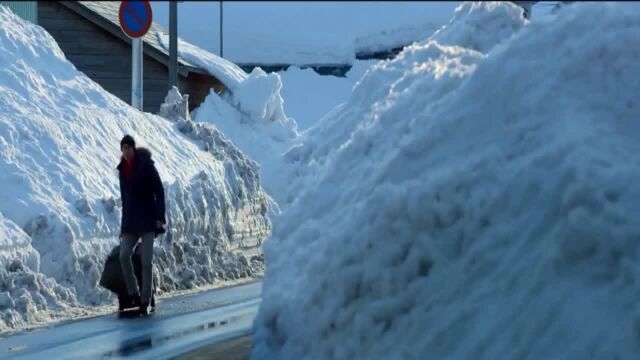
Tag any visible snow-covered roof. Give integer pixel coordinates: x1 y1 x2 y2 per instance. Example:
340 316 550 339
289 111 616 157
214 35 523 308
60 1 207 77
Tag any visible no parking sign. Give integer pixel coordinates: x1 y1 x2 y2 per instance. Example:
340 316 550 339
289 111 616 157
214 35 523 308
118 1 152 110
119 1 153 38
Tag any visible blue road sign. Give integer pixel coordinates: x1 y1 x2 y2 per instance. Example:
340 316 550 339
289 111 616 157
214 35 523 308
119 1 153 38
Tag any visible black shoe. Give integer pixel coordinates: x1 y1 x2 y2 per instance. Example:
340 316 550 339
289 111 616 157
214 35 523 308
118 294 127 312
120 293 140 311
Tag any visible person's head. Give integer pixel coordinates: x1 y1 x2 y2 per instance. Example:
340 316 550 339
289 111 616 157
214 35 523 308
120 135 136 162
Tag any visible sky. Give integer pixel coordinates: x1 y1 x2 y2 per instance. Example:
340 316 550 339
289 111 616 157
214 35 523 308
149 1 460 63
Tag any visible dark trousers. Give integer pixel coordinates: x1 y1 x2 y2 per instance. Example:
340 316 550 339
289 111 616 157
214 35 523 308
119 232 154 304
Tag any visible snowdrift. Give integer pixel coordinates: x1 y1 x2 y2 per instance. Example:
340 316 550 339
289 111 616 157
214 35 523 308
0 7 270 332
157 32 299 198
253 2 640 359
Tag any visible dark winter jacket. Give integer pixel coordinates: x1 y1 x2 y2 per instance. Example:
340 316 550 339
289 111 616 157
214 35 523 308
117 147 166 236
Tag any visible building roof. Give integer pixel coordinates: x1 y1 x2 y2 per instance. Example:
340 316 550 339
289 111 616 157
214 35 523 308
59 1 209 77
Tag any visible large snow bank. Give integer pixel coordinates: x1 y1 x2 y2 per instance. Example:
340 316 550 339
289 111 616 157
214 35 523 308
253 2 640 359
268 2 529 209
271 1 527 208
0 6 270 332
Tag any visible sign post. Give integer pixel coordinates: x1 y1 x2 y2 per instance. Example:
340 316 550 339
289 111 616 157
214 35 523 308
119 1 153 111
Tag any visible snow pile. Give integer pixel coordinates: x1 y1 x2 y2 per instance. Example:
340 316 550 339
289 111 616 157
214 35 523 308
429 1 527 52
272 1 525 207
0 213 78 329
159 86 191 121
253 2 640 359
188 89 293 172
156 32 298 134
156 31 299 186
231 67 297 140
0 213 38 271
188 59 377 202
0 6 270 332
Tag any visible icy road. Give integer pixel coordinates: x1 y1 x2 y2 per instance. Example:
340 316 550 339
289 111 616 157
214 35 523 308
0 281 261 359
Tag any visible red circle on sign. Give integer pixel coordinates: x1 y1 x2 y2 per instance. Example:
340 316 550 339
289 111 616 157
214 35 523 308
119 1 153 38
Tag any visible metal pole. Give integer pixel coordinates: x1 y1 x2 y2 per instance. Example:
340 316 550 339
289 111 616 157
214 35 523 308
132 38 143 111
219 1 223 58
169 0 178 91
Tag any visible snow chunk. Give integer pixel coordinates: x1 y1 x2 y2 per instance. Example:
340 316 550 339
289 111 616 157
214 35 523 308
0 212 39 272
429 1 527 53
232 68 296 133
159 86 191 121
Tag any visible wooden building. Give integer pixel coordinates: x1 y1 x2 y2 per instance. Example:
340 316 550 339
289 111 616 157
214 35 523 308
0 1 37 22
1 1 224 113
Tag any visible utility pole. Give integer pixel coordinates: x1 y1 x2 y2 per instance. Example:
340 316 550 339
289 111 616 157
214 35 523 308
169 0 178 91
219 1 223 58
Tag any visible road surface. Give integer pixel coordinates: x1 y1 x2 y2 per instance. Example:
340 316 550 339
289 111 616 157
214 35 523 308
0 281 261 359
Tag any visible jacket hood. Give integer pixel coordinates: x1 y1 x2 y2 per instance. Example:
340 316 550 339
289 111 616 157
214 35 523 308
136 147 152 159
117 147 153 170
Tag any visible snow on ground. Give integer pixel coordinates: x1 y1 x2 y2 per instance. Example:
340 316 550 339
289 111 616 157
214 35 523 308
150 1 459 65
0 6 271 332
252 2 640 359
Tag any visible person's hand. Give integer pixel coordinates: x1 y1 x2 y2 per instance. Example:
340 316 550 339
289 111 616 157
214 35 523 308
155 220 166 236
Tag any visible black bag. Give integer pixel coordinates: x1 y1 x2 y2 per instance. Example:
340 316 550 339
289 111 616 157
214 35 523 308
99 244 155 311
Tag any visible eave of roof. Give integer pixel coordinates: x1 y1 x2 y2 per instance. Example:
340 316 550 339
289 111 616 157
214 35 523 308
58 1 209 77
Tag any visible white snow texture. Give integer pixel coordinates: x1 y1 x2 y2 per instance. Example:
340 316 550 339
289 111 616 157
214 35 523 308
0 7 270 332
156 32 298 136
156 31 300 188
253 2 640 359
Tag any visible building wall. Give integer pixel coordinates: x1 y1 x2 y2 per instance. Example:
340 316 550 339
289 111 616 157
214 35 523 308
36 1 212 113
1 1 37 23
183 72 224 110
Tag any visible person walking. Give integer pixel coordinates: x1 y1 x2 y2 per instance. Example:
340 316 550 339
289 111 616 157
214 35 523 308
117 134 166 315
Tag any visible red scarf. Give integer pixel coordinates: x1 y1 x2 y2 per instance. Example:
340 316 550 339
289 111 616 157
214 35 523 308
122 158 135 180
